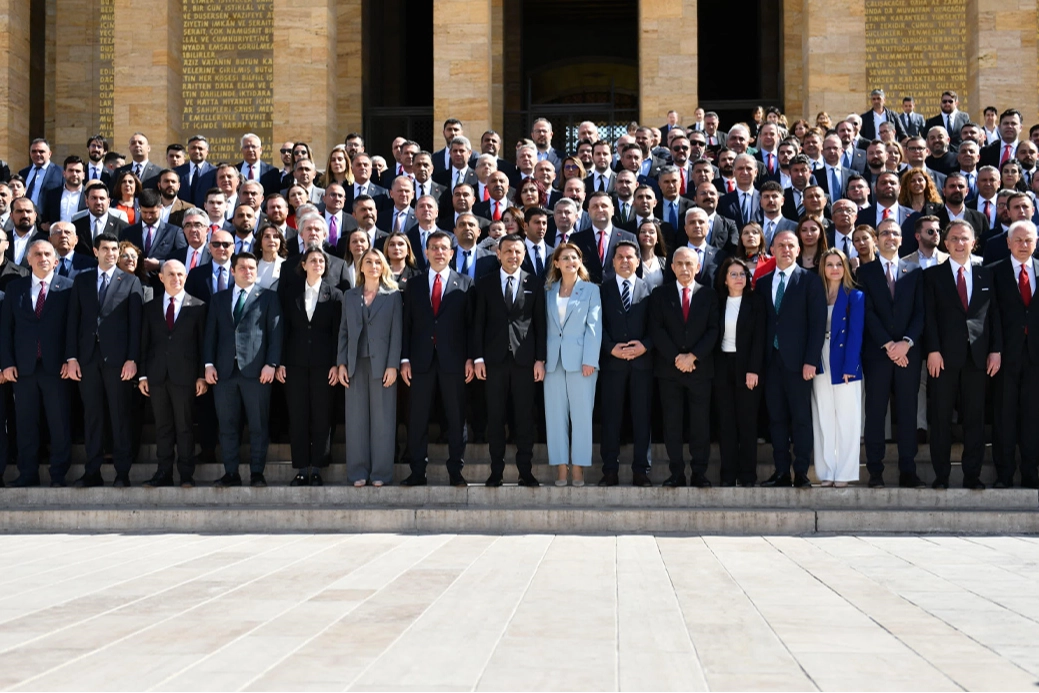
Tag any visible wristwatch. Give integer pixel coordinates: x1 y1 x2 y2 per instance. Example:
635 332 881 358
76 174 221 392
902 337 914 348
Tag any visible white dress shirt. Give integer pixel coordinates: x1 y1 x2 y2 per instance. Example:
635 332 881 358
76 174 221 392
872 110 888 134
164 290 186 322
96 265 115 293
833 229 857 259
722 295 742 352
12 230 32 264
949 257 973 303
210 260 232 294
772 265 794 304
31 272 55 304
1012 257 1035 297
59 187 82 222
304 278 321 320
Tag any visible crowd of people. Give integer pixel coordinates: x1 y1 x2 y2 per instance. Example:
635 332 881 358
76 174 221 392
1 87 1038 491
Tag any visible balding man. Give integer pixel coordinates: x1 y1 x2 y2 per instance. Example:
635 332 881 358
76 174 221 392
116 132 162 188
236 133 279 194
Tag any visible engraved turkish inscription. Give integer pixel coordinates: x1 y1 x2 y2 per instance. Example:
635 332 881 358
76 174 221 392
865 0 968 117
182 0 274 161
98 0 114 138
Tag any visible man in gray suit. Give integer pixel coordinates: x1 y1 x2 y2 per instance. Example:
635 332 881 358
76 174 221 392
203 251 282 487
898 96 927 139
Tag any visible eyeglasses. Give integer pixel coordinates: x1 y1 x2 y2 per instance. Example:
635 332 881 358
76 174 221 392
727 271 748 279
919 228 939 236
118 254 137 261
211 241 233 249
563 164 580 171
941 99 955 104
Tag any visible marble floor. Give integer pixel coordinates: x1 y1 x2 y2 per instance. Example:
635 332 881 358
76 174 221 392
0 533 1037 691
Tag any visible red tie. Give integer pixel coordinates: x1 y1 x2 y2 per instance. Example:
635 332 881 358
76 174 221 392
35 280 46 357
726 179 735 193
983 200 991 223
483 186 490 201
679 168 686 195
882 207 891 220
189 249 200 269
957 266 969 311
210 223 218 235
1001 144 1012 166
166 297 176 331
597 230 607 264
681 286 691 321
431 272 442 315
248 165 254 180
767 153 774 173
1021 265 1032 308
492 201 500 221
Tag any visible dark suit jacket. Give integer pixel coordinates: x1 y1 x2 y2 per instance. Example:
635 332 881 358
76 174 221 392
432 148 478 175
40 186 87 225
858 257 925 359
185 261 231 303
471 198 510 223
170 244 212 271
935 207 989 252
19 163 64 200
924 111 971 146
473 270 546 367
436 209 490 236
783 188 831 222
654 197 695 232
278 279 343 369
666 244 727 287
570 227 638 284
66 268 144 367
0 273 74 375
54 251 98 280
756 265 827 373
376 203 419 234
599 276 653 371
174 160 216 205
432 166 479 191
925 151 959 176
203 285 282 378
401 268 474 374
992 257 1039 364
923 261 999 369
120 221 185 261
717 291 766 377
5 229 47 268
816 165 856 201
116 161 163 188
859 109 909 141
343 180 389 208
649 282 719 380
140 293 207 385
73 214 129 257
279 254 352 294
980 139 1017 169
0 259 29 292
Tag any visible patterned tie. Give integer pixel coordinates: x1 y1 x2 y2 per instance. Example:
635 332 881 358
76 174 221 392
133 163 141 178
842 235 850 258
35 280 46 357
830 167 840 198
98 271 110 307
166 297 176 331
431 272 442 315
189 248 200 269
217 266 227 292
621 279 631 311
233 288 247 324
773 271 786 348
1021 265 1032 308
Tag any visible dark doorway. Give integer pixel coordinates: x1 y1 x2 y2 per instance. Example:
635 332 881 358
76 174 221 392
697 0 781 129
503 0 638 154
363 0 434 159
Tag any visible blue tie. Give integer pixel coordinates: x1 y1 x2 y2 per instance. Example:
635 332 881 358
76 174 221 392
773 271 786 349
668 202 678 229
830 168 840 199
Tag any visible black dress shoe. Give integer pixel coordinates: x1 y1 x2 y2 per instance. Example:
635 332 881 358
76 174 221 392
760 472 792 487
689 475 712 488
793 473 812 488
737 479 757 488
290 473 310 487
0 477 5 488
250 473 267 488
932 478 949 490
517 473 540 487
992 480 1011 489
11 475 41 488
485 473 504 487
598 471 619 487
180 478 195 488
962 478 986 490
449 472 468 487
719 480 737 487
868 474 886 488
662 475 686 487
73 474 104 488
214 473 242 487
631 471 653 487
197 449 218 465
49 479 67 488
898 473 927 489
1021 479 1039 490
112 476 130 488
400 474 427 486
309 472 324 486
143 474 173 488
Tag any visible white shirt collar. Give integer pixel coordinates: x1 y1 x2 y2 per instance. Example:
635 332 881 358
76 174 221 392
32 272 55 287
164 291 185 304
615 274 635 294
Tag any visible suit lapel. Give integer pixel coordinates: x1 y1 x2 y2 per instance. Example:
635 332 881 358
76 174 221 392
100 270 126 315
561 283 581 326
547 284 562 330
368 287 388 320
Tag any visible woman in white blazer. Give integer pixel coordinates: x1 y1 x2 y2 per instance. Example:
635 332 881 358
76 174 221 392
544 242 602 486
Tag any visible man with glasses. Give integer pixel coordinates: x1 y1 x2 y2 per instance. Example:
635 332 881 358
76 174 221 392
185 229 235 303
925 91 969 147
171 208 212 271
902 136 947 191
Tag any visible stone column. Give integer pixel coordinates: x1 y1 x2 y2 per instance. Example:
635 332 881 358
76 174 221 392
490 0 504 135
802 0 867 122
336 0 362 134
274 0 337 160
112 0 182 155
433 0 493 140
0 0 32 164
967 0 1037 121
53 0 106 160
639 0 697 126
782 0 804 122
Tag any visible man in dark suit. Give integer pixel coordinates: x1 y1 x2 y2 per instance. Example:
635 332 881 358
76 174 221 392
6 196 47 268
923 220 1000 489
717 155 761 230
433 136 481 190
924 91 970 146
859 89 909 141
175 135 215 205
121 188 184 283
236 133 279 195
116 132 163 188
85 134 111 185
432 119 478 175
436 184 489 237
0 239 74 486
653 166 695 232
0 228 29 292
925 127 960 175
171 208 212 272
50 222 97 280
376 176 418 235
65 232 143 487
668 207 726 287
598 240 654 487
757 230 827 488
185 229 235 303
979 109 1022 169
990 221 1039 490
203 252 282 487
471 170 511 223
936 173 989 248
74 182 129 256
20 138 65 209
412 151 447 202
450 213 498 281
40 155 87 230
473 234 545 487
343 153 388 208
571 192 637 284
818 134 856 201
859 219 927 488
139 260 208 487
399 231 475 487
897 97 927 139
650 247 719 487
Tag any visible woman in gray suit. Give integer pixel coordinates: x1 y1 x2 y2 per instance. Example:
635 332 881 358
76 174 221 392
337 248 402 486
544 243 602 486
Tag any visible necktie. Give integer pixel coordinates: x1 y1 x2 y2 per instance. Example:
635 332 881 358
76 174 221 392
1001 144 1012 166
882 207 891 221
830 167 840 198
1021 265 1032 308
843 150 852 170
460 250 471 274
504 275 515 311
695 247 703 274
166 297 176 331
133 163 141 178
534 246 544 275
796 192 804 217
58 257 70 276
247 165 254 181
967 173 976 197
392 212 402 234
98 271 110 306
681 286 690 321
597 230 607 264
144 226 153 255
668 202 678 229
233 288 246 324
887 262 896 298
842 235 850 257
903 114 909 131
455 170 462 187
741 193 750 223
944 115 950 133
957 266 968 310
620 202 629 221
217 266 227 292
26 167 40 201
431 272 442 315
679 168 686 195
773 271 786 348
417 183 425 197
190 165 197 187
482 186 490 202
983 200 991 224
765 220 774 247
597 175 605 193
767 153 774 174
90 165 99 181
189 248 200 269
621 280 631 311
94 217 103 239
210 223 219 236
35 280 46 357
487 201 496 221
727 179 735 193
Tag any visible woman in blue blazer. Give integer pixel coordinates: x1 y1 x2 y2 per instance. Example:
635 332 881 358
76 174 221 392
811 248 865 487
544 243 602 486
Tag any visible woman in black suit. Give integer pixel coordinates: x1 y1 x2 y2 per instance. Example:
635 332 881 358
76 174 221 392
713 256 766 487
383 231 420 288
275 246 344 486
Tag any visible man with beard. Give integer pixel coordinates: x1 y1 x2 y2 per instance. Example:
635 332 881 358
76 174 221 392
936 173 989 250
713 148 738 194
982 192 1034 265
925 127 959 175
85 134 110 184
158 169 191 227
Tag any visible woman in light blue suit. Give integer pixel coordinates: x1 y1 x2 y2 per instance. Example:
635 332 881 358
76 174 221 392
544 243 603 486
811 248 865 487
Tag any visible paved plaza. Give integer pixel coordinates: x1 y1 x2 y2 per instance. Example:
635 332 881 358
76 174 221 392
0 533 1038 691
